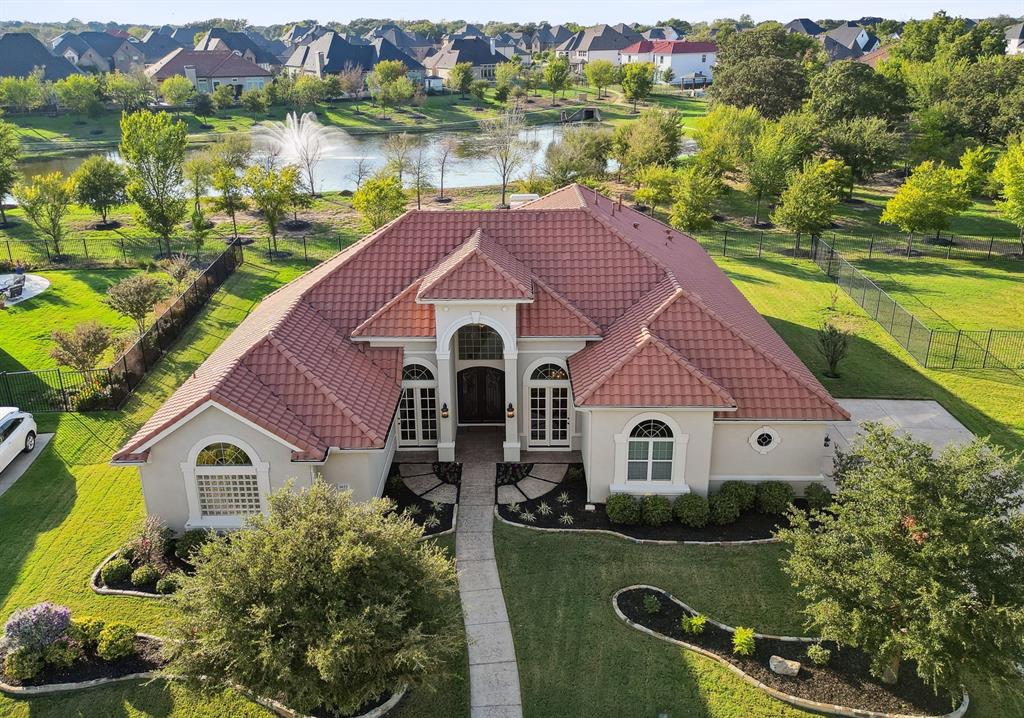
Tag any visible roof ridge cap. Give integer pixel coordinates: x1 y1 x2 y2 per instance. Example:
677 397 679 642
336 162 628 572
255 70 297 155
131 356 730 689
574 330 651 403
581 199 673 278
266 333 382 443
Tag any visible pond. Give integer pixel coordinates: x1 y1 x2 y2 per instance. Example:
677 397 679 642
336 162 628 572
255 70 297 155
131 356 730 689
18 124 581 194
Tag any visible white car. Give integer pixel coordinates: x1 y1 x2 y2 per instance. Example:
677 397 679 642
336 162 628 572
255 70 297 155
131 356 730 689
0 407 37 474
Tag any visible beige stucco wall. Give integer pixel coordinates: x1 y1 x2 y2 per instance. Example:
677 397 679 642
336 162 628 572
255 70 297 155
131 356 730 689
137 404 393 531
708 421 833 496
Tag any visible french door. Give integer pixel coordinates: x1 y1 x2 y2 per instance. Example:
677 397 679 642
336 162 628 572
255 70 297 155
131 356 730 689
529 385 570 447
399 386 438 446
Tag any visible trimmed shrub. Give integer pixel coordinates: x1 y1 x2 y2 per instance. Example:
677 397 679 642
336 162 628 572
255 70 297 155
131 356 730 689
806 642 832 665
68 617 105 649
174 529 212 561
101 558 132 586
3 647 44 680
1 602 71 654
732 626 756 656
804 482 832 510
642 594 662 614
719 481 756 511
43 639 81 668
156 573 183 595
641 495 673 526
709 492 741 525
681 614 707 635
131 564 161 588
605 494 641 524
673 494 709 528
756 481 794 514
96 624 136 661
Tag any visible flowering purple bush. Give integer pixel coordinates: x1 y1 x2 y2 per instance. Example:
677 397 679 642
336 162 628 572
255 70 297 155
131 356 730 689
1 603 71 654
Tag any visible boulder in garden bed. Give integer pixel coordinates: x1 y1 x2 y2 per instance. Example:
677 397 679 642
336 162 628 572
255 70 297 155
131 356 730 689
770 655 801 676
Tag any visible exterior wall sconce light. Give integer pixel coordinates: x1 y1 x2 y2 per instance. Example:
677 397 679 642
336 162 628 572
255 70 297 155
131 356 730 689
823 434 831 448
506 402 515 418
440 403 449 419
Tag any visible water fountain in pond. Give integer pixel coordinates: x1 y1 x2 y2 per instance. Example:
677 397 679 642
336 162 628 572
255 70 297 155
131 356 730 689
250 111 370 195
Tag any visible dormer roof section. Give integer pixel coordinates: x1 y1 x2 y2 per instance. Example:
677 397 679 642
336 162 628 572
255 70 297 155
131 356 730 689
417 228 534 302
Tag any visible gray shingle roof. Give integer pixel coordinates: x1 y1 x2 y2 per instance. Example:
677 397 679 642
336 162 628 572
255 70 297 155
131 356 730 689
287 32 422 75
195 28 281 65
0 32 80 80
784 18 825 36
424 37 504 70
557 24 634 53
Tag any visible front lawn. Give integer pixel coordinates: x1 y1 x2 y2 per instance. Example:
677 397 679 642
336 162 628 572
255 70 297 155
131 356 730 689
714 255 1024 453
0 253 468 717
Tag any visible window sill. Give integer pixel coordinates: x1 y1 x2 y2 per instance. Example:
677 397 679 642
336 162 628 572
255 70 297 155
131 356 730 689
610 482 690 496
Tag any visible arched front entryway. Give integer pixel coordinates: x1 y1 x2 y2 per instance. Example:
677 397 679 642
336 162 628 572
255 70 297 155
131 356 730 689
457 366 505 424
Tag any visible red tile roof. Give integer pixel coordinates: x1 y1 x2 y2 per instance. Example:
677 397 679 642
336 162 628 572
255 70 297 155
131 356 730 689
145 48 271 82
113 184 847 463
622 39 718 54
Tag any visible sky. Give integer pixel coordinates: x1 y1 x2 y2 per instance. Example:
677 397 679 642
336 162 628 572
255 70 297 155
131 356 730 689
2 0 1018 26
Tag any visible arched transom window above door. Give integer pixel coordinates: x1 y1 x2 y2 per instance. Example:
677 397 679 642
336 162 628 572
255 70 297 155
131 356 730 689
399 363 438 446
527 362 570 448
531 363 568 381
457 324 503 360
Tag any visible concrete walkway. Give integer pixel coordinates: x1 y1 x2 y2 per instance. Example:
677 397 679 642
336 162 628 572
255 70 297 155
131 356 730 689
455 428 523 718
0 433 53 499
833 399 975 453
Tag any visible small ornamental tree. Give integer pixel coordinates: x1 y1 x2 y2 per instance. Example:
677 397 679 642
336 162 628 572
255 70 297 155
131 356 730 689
633 164 676 213
661 67 675 86
543 56 571 105
105 274 170 336
71 155 128 226
211 83 237 111
193 92 214 123
821 117 900 198
434 136 460 201
211 163 247 239
669 166 721 232
542 125 612 187
244 164 301 255
54 74 103 116
992 136 1024 253
880 160 971 241
160 75 194 109
50 321 113 373
164 480 461 717
585 59 616 99
477 108 532 207
0 120 21 226
446 62 474 98
778 425 1024 696
120 110 189 257
352 173 406 230
240 88 268 119
105 72 153 113
621 62 655 112
611 107 683 179
816 321 850 378
745 121 799 225
771 159 845 249
13 172 76 258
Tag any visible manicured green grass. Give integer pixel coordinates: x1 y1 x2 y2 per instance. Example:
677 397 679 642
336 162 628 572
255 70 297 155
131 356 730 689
0 253 468 716
495 522 1021 718
713 256 1024 452
0 268 148 371
852 257 1024 331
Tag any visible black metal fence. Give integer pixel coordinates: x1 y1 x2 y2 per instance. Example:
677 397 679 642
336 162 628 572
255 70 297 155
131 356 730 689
1 234 237 269
693 230 1023 263
0 242 244 413
809 237 1024 372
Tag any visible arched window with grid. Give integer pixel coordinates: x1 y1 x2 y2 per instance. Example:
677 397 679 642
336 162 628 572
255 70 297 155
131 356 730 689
193 442 262 517
527 362 570 448
627 420 673 482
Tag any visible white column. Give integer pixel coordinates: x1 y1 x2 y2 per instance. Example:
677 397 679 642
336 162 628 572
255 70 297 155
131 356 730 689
436 351 455 461
503 350 520 461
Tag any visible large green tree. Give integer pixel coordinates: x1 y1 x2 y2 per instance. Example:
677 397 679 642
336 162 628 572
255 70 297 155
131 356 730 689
13 172 77 257
352 173 407 230
779 424 1024 695
808 61 909 126
119 111 189 256
446 62 474 98
745 120 800 225
71 155 128 226
543 56 571 105
709 23 809 119
821 116 900 198
54 74 103 116
620 62 654 112
543 125 612 187
584 59 616 99
611 107 682 179
0 120 21 227
880 160 971 239
771 159 845 243
669 166 721 232
691 104 763 179
244 164 301 255
993 136 1024 253
165 481 461 716
210 163 247 240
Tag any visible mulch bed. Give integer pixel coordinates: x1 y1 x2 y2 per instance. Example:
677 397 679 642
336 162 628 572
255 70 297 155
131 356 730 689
382 465 459 537
1 636 164 688
497 470 796 542
96 541 194 593
90 220 122 231
617 587 954 717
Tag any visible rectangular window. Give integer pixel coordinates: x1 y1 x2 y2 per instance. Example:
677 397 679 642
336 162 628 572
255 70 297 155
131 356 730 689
196 474 261 517
399 389 417 441
530 387 545 441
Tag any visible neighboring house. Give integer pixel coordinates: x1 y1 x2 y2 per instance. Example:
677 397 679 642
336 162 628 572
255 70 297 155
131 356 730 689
280 25 312 46
642 26 683 40
145 48 271 95
291 25 333 46
444 23 487 41
856 44 892 69
0 32 80 81
612 23 644 43
136 31 187 64
113 184 849 532
285 33 423 80
822 22 880 60
556 24 636 70
621 40 717 83
364 24 435 62
243 28 289 60
1007 23 1024 55
170 28 198 47
783 18 825 36
524 23 573 52
194 28 281 70
423 37 506 81
51 31 145 72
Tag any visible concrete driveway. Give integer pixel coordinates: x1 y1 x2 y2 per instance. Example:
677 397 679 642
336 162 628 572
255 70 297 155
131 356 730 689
0 433 54 499
832 399 975 454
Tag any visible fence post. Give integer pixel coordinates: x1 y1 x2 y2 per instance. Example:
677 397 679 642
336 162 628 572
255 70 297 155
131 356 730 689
5 238 11 262
120 236 127 263
983 329 993 369
722 231 728 256
906 234 913 259
757 231 763 258
868 235 874 259
55 368 69 412
945 237 952 260
924 331 933 367
987 236 994 260
303 234 308 264
951 330 962 368
83 236 89 260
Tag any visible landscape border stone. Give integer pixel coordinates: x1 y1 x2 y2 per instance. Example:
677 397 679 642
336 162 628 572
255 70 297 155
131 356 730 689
611 585 969 718
89 549 164 599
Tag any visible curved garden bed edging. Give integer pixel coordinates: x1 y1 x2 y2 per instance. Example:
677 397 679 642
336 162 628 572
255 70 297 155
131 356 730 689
90 550 164 599
495 509 779 546
253 685 407 718
418 505 458 541
612 586 969 718
0 633 164 696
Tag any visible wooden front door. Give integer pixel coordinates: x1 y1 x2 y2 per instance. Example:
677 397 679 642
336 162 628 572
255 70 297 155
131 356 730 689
457 367 504 424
